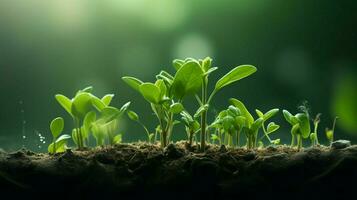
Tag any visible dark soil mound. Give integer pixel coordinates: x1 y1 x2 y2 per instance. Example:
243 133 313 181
0 141 356 200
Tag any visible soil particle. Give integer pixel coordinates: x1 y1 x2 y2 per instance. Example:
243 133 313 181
0 141 357 199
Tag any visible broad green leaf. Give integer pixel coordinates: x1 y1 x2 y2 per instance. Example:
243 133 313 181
122 76 143 92
215 65 257 91
156 70 174 85
139 83 161 104
71 92 93 119
170 61 204 99
50 117 64 138
173 59 185 71
296 113 311 138
169 102 184 114
92 96 106 111
222 115 235 132
283 110 299 125
55 94 73 117
235 116 246 128
127 110 139 121
100 106 121 123
101 94 114 106
255 109 264 118
267 122 280 134
194 104 209 118
229 98 254 126
263 109 279 121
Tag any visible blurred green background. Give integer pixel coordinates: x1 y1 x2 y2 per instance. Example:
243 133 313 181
1 0 356 151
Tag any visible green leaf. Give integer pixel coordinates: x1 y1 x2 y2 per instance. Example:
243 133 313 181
81 86 93 93
169 102 184 114
201 57 212 72
296 113 311 138
48 134 71 153
155 79 167 100
92 96 106 111
139 83 161 104
50 117 64 139
211 134 219 141
113 134 122 144
204 67 218 76
170 61 204 99
173 59 185 71
263 109 279 121
215 65 257 92
291 124 300 135
255 109 264 118
267 122 280 134
122 76 143 92
229 98 254 126
127 110 139 121
272 139 280 145
71 92 93 119
100 106 121 123
310 132 317 141
91 123 105 146
101 94 114 106
283 110 299 125
119 102 131 113
228 105 240 116
194 104 209 118
326 129 334 141
55 94 73 117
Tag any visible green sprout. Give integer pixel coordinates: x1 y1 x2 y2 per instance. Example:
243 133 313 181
181 111 200 146
173 57 257 151
55 86 129 148
256 108 280 145
229 98 279 149
326 116 338 145
48 117 71 154
283 107 311 151
127 110 154 143
310 113 321 146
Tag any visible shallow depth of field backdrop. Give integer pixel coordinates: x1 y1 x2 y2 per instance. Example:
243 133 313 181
0 0 356 151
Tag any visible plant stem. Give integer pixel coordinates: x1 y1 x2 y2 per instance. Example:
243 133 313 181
297 135 302 151
200 79 208 151
291 134 295 147
236 130 240 147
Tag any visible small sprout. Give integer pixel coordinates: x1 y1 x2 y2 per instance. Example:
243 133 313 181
127 110 153 143
283 106 311 151
113 134 122 144
48 117 70 154
326 117 338 145
181 111 200 146
310 114 321 146
256 108 280 145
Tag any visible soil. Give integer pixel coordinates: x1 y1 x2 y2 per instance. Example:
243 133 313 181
0 141 356 200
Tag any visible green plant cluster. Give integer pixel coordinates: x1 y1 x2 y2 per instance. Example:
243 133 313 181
48 57 339 153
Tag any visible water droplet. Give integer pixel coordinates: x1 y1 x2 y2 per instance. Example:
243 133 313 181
22 135 26 139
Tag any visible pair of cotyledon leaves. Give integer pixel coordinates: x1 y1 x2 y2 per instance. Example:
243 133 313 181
283 110 311 138
122 59 257 105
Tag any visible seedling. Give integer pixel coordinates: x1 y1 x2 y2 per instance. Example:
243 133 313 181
181 111 200 146
256 108 280 145
127 110 154 143
326 117 338 145
48 117 71 153
283 107 311 150
310 114 321 146
55 86 130 148
172 57 257 150
229 98 279 149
